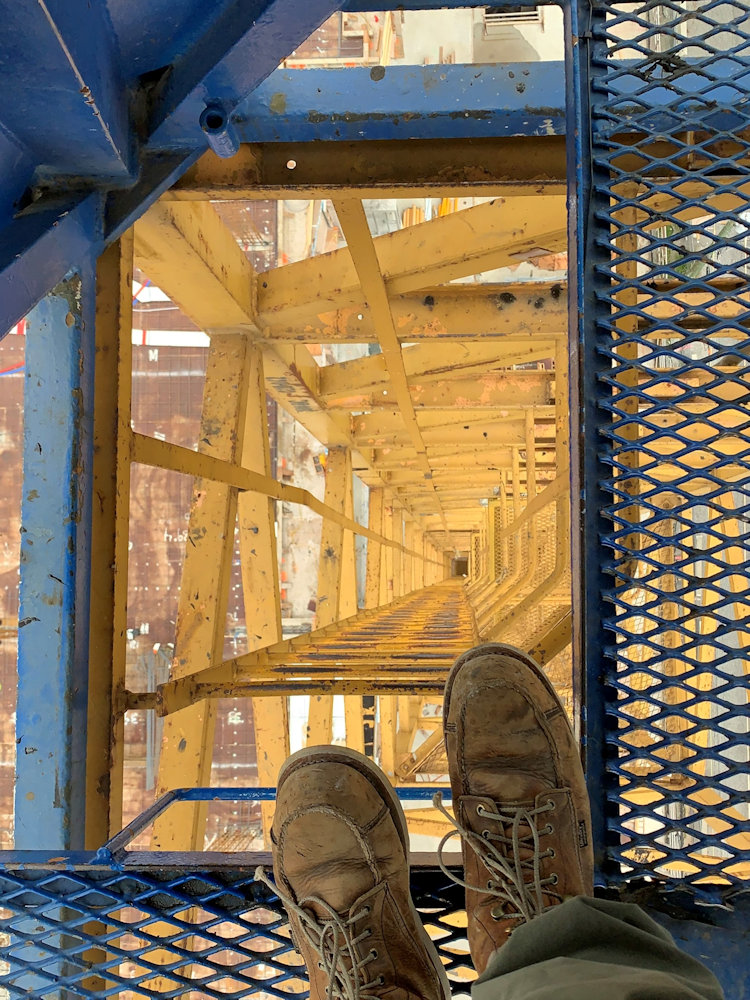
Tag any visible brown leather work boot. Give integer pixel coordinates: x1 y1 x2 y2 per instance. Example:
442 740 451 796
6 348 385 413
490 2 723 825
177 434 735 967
257 746 451 1000
437 642 594 975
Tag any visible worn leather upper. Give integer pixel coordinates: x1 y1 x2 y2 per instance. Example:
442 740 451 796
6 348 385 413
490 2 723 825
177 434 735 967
443 644 594 975
272 752 450 1000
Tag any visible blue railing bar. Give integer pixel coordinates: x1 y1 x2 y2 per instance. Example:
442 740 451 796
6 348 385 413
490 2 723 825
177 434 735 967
96 785 452 862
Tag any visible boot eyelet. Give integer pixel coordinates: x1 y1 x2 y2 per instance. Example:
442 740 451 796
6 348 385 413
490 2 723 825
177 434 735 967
547 799 555 811
487 880 494 889
363 905 371 914
365 928 372 937
476 804 485 817
550 874 559 885
377 976 385 986
370 949 379 959
549 849 556 859
490 909 501 921
481 829 490 840
543 824 554 835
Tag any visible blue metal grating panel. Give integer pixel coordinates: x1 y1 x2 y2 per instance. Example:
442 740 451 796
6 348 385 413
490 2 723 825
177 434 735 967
587 0 750 890
0 863 473 999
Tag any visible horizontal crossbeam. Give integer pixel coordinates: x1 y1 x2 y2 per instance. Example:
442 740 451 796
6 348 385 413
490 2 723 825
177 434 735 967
168 137 568 200
131 432 434 557
258 197 568 322
228 63 566 143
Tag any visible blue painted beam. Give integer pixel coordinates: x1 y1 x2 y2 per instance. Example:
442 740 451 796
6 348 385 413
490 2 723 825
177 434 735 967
146 0 344 149
342 0 476 8
0 195 101 341
219 62 565 144
236 62 563 143
0 0 348 331
644 899 750 1000
105 150 202 242
0 1 132 181
0 131 35 235
15 272 95 850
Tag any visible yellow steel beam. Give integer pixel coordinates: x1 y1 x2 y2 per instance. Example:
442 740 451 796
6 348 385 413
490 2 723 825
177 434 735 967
166 138 567 200
497 409 540 606
260 280 750 345
403 809 454 836
316 448 357 625
262 282 567 343
259 197 567 323
238 345 287 843
135 203 323 443
151 335 252 851
134 202 257 330
261 342 352 449
86 234 133 846
365 488 385 610
379 520 389 605
355 406 555 431
396 696 420 760
371 445 556 469
390 505 404 601
493 472 569 542
131 199 567 530
615 182 750 225
328 370 554 412
402 521 413 596
167 141 750 202
318 343 558 402
526 609 572 665
414 527 426 591
639 288 750 322
405 522 417 595
373 468 556 489
395 610 567 781
385 471 516 491
308 447 356 745
151 676 454 702
482 338 571 642
344 696 366 754
130 432 435 559
132 199 407 514
395 728 444 781
352 415 554 449
362 408 556 433
333 197 450 529
379 696 398 779
261 345 425 518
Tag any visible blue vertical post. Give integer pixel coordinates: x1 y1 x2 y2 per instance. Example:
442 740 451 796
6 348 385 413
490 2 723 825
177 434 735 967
15 269 95 850
565 0 616 886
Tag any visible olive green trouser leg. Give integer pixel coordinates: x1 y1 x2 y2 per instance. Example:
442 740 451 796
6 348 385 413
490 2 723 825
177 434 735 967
471 897 724 1000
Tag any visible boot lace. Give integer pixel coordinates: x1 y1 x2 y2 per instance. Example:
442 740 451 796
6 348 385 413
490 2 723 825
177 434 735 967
255 866 384 1000
433 793 561 925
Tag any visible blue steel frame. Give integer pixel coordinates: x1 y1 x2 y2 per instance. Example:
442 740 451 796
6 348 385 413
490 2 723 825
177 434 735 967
572 0 750 906
0 788 745 997
94 786 451 864
15 274 97 851
0 0 748 980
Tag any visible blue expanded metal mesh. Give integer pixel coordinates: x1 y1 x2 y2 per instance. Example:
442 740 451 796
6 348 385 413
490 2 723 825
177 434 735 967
585 0 750 890
0 862 471 999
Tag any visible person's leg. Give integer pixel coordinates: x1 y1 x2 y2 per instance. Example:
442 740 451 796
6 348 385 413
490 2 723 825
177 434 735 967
473 896 723 1000
438 642 725 1000
257 745 450 1000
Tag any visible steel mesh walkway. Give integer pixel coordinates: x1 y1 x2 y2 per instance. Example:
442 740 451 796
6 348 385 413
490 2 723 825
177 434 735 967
0 860 473 999
157 582 478 708
577 0 750 897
